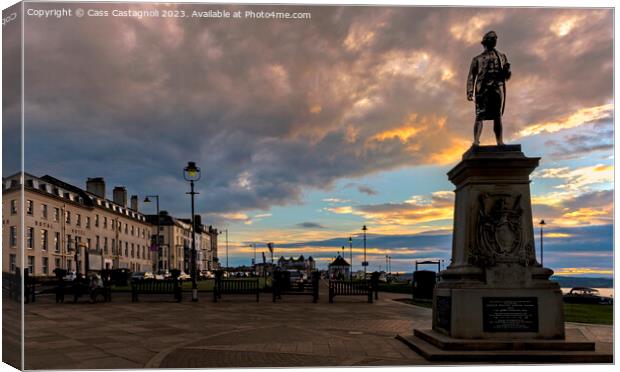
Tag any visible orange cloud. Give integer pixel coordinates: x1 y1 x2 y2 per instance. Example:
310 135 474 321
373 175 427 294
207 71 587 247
535 164 613 192
517 104 613 137
325 191 454 227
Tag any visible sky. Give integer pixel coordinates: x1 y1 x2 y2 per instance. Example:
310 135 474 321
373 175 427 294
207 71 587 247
3 3 613 276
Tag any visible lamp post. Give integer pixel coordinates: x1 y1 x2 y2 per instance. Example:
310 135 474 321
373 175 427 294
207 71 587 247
183 161 201 302
539 219 546 267
249 243 256 273
348 236 353 280
144 195 160 274
362 225 368 276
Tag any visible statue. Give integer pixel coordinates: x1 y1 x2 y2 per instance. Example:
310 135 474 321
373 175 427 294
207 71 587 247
467 31 511 146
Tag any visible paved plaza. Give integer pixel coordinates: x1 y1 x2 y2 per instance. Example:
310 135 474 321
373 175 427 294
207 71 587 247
4 284 614 369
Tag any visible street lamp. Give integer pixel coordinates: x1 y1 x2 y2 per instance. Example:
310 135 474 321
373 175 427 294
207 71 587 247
539 219 546 267
362 225 368 276
184 161 201 302
249 243 257 271
144 195 161 274
219 229 229 269
348 236 353 280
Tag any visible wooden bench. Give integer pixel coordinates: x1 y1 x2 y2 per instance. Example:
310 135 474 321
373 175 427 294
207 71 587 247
329 280 374 303
213 278 260 302
131 279 181 302
272 271 319 303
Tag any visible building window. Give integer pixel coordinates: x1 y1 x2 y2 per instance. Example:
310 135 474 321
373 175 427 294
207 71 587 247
67 234 72 251
9 226 17 247
40 229 48 251
27 227 34 249
54 232 60 252
125 242 128 256
95 214 99 227
28 256 35 275
26 200 34 215
103 217 107 229
9 254 16 272
111 239 115 255
87 238 91 249
131 243 135 258
86 216 91 229
55 257 61 271
42 257 49 275
41 204 48 219
67 259 72 271
131 225 134 236
125 223 128 234
54 207 60 222
66 211 71 224
10 200 17 214
76 214 81 227
104 237 108 254
96 236 100 251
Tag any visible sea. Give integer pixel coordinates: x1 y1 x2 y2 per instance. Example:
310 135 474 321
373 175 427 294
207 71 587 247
561 288 614 298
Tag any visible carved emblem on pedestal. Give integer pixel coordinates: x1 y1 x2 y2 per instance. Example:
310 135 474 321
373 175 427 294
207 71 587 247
469 193 533 267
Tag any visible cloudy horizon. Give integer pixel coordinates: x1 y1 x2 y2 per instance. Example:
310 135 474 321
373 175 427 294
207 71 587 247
3 3 613 276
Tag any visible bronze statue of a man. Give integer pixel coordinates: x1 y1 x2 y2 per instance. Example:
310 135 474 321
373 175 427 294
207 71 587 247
467 31 511 146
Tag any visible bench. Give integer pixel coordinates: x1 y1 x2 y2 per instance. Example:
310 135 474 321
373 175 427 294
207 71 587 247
213 278 260 302
329 280 374 303
272 271 319 303
2 269 34 303
131 279 181 302
69 280 112 303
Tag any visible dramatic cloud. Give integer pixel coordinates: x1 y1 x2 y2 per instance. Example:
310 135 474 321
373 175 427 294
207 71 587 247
532 189 613 226
326 191 454 228
544 121 613 160
18 4 612 219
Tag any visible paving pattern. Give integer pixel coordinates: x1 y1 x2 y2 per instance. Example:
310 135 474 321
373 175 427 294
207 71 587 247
3 282 612 369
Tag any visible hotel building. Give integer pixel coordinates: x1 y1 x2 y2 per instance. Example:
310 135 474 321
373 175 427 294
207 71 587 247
3 173 154 276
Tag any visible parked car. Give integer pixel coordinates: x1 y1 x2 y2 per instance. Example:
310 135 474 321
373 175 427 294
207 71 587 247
178 273 191 281
154 274 165 280
130 272 146 281
63 271 77 281
143 272 155 280
563 287 613 304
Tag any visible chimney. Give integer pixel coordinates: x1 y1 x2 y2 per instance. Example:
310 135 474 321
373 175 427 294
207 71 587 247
86 177 106 198
130 195 139 211
113 186 127 207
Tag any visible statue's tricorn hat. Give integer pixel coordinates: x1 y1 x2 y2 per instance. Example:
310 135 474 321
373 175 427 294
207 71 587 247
481 31 498 45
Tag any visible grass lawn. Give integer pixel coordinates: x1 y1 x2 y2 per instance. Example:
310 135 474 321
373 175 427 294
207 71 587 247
394 299 613 325
563 303 613 325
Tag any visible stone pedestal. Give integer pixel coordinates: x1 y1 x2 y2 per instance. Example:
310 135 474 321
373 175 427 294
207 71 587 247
398 145 610 362
436 144 563 340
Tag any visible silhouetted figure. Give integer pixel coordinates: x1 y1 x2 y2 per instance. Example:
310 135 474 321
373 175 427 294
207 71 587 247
467 31 511 146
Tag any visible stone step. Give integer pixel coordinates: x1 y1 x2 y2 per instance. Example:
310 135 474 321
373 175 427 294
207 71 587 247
396 333 613 363
414 329 595 351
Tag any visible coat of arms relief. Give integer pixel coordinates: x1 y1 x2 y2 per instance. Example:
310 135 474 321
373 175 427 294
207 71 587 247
469 193 536 267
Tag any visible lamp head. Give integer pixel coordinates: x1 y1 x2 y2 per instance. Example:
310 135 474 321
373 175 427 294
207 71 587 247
540 219 546 225
143 196 151 203
184 161 201 181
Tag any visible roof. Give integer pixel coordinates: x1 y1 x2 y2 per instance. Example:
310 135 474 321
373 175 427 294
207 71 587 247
328 255 350 267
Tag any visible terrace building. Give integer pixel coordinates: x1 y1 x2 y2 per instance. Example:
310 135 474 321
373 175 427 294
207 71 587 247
2 173 153 276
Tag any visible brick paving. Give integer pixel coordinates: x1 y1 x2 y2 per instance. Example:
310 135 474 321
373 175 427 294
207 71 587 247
2 283 613 369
